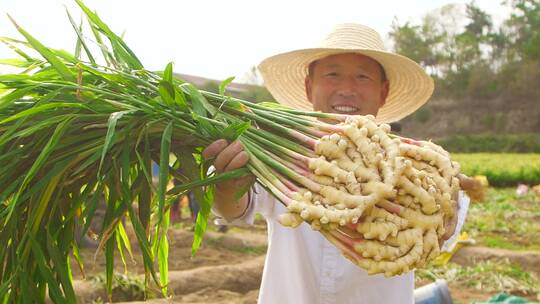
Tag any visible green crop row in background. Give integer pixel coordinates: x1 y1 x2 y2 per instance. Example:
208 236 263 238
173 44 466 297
436 134 540 153
452 153 540 187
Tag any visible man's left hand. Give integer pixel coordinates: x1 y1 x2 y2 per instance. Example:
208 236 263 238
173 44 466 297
458 173 485 202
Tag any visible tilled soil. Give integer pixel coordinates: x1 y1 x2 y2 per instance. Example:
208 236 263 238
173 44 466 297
73 222 540 303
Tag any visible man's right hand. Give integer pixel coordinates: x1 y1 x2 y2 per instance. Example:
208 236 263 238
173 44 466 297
203 139 254 221
203 139 249 174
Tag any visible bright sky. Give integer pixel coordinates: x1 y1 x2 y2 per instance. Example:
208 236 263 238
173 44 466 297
0 0 510 83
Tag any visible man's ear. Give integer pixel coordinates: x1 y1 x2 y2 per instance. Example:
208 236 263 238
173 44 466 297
380 80 390 107
305 76 313 103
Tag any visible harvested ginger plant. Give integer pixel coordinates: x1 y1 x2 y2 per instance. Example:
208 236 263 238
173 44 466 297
0 1 462 302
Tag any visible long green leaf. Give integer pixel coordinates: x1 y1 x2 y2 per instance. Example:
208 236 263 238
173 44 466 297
158 216 169 295
65 9 96 65
181 83 217 116
46 232 77 303
116 221 134 262
28 235 65 303
98 110 131 176
71 241 85 279
105 233 115 301
0 58 34 68
0 36 36 62
136 136 152 231
124 190 160 286
4 117 73 225
219 76 235 95
158 121 173 227
0 85 40 111
167 167 249 195
163 62 173 83
74 0 143 69
192 185 215 256
7 15 75 82
0 102 85 125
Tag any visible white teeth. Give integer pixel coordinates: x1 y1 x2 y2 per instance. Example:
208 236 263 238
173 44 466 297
332 105 358 113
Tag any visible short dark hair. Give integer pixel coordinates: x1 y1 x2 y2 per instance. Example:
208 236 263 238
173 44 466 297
307 55 388 83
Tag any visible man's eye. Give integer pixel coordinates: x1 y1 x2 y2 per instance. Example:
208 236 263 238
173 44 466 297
357 74 369 79
325 72 338 77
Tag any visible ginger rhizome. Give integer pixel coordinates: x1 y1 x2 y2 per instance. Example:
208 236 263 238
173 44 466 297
223 111 461 277
159 93 462 276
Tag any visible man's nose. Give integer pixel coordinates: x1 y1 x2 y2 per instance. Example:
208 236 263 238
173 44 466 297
337 76 358 96
337 90 356 98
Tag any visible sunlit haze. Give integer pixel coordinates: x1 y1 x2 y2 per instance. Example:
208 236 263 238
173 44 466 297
0 0 510 82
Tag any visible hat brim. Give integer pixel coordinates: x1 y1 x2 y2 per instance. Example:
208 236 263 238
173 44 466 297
258 48 434 123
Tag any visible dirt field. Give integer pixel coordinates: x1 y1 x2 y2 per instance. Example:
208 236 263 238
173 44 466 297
73 210 540 303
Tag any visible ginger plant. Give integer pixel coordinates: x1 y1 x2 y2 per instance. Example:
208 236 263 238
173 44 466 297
0 1 465 301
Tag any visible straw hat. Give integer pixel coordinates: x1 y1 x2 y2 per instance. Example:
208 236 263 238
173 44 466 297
258 23 434 123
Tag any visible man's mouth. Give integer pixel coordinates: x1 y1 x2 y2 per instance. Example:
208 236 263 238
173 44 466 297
331 105 359 113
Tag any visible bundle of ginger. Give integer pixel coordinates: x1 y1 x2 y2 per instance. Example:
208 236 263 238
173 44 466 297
0 4 467 300
274 115 460 276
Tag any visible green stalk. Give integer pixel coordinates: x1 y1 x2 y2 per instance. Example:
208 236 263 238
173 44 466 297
242 154 295 200
202 90 348 123
244 130 312 165
248 165 295 206
214 103 318 150
216 110 315 157
242 138 321 193
244 132 309 177
250 107 329 137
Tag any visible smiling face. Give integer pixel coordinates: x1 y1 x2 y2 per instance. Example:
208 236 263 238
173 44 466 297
305 53 389 117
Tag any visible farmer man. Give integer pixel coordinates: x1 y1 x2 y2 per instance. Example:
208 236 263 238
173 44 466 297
204 23 474 303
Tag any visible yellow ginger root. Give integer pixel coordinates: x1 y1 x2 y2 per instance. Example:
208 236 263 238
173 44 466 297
346 146 363 164
342 125 379 165
410 159 439 176
400 143 458 183
400 208 444 236
395 194 419 210
356 206 409 240
315 134 349 159
354 228 420 260
310 174 334 186
356 229 424 276
357 221 399 241
418 140 450 158
355 239 405 260
308 157 357 184
286 195 363 225
336 157 380 182
319 186 379 209
277 116 462 277
362 181 396 198
397 176 438 214
420 229 440 265
359 241 424 276
368 206 409 227
278 212 303 228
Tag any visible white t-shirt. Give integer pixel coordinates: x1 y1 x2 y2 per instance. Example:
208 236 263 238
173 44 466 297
221 183 469 304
